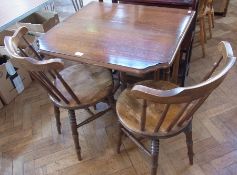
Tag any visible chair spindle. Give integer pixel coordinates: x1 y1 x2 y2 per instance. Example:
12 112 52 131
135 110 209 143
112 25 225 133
38 71 70 104
154 104 170 132
140 100 147 131
54 70 81 104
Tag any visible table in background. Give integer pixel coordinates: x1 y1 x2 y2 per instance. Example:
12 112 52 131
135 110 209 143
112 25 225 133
0 0 52 31
114 0 198 9
39 2 195 83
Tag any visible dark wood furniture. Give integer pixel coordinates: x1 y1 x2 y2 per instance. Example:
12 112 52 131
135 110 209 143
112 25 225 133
116 41 236 175
4 27 115 161
0 0 52 31
39 2 195 85
115 0 197 9
111 0 199 86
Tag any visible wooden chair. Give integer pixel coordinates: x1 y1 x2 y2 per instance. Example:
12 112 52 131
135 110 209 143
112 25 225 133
198 0 214 57
116 41 236 175
207 0 215 28
71 0 83 11
204 0 214 38
4 27 115 160
198 0 208 57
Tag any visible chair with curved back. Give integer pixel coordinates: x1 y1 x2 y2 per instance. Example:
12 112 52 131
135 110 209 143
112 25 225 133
116 41 236 175
4 27 115 161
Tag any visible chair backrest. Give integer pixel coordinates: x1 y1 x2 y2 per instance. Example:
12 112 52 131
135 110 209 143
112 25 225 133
131 41 236 136
71 0 83 12
44 1 55 11
4 27 81 106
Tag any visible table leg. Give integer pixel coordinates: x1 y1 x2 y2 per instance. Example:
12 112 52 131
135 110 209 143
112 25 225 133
120 72 127 90
172 48 181 84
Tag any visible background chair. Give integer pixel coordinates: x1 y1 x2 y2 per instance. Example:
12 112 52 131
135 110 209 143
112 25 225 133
116 41 236 175
207 0 215 28
71 0 84 11
198 0 208 57
4 27 115 161
198 0 214 57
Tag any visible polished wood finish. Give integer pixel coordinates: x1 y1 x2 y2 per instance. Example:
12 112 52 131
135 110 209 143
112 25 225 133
4 27 114 160
111 0 199 85
116 41 236 175
0 0 52 31
39 2 195 76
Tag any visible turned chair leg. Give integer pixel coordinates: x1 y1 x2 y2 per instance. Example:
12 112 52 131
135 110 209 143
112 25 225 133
117 123 124 153
184 123 194 165
199 18 206 57
68 110 82 161
207 12 212 39
211 12 214 28
151 139 159 175
54 105 61 134
203 18 207 43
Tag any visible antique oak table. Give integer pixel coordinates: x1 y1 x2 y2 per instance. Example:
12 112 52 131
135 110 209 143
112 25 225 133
0 0 52 31
39 2 195 78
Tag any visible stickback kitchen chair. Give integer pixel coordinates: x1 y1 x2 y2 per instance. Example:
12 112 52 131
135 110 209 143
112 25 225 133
116 41 236 175
4 27 114 160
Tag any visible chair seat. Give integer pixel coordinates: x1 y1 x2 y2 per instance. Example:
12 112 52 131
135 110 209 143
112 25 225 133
116 80 187 135
51 64 113 108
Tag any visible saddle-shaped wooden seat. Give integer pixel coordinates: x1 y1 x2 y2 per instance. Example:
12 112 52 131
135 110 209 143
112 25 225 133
117 80 188 134
53 64 113 108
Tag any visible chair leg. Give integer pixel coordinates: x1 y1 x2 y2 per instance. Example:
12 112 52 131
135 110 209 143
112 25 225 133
68 109 82 161
117 124 124 153
151 139 160 175
199 18 206 57
208 12 212 39
54 105 61 134
203 18 207 43
108 95 116 112
184 123 194 165
211 12 215 28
